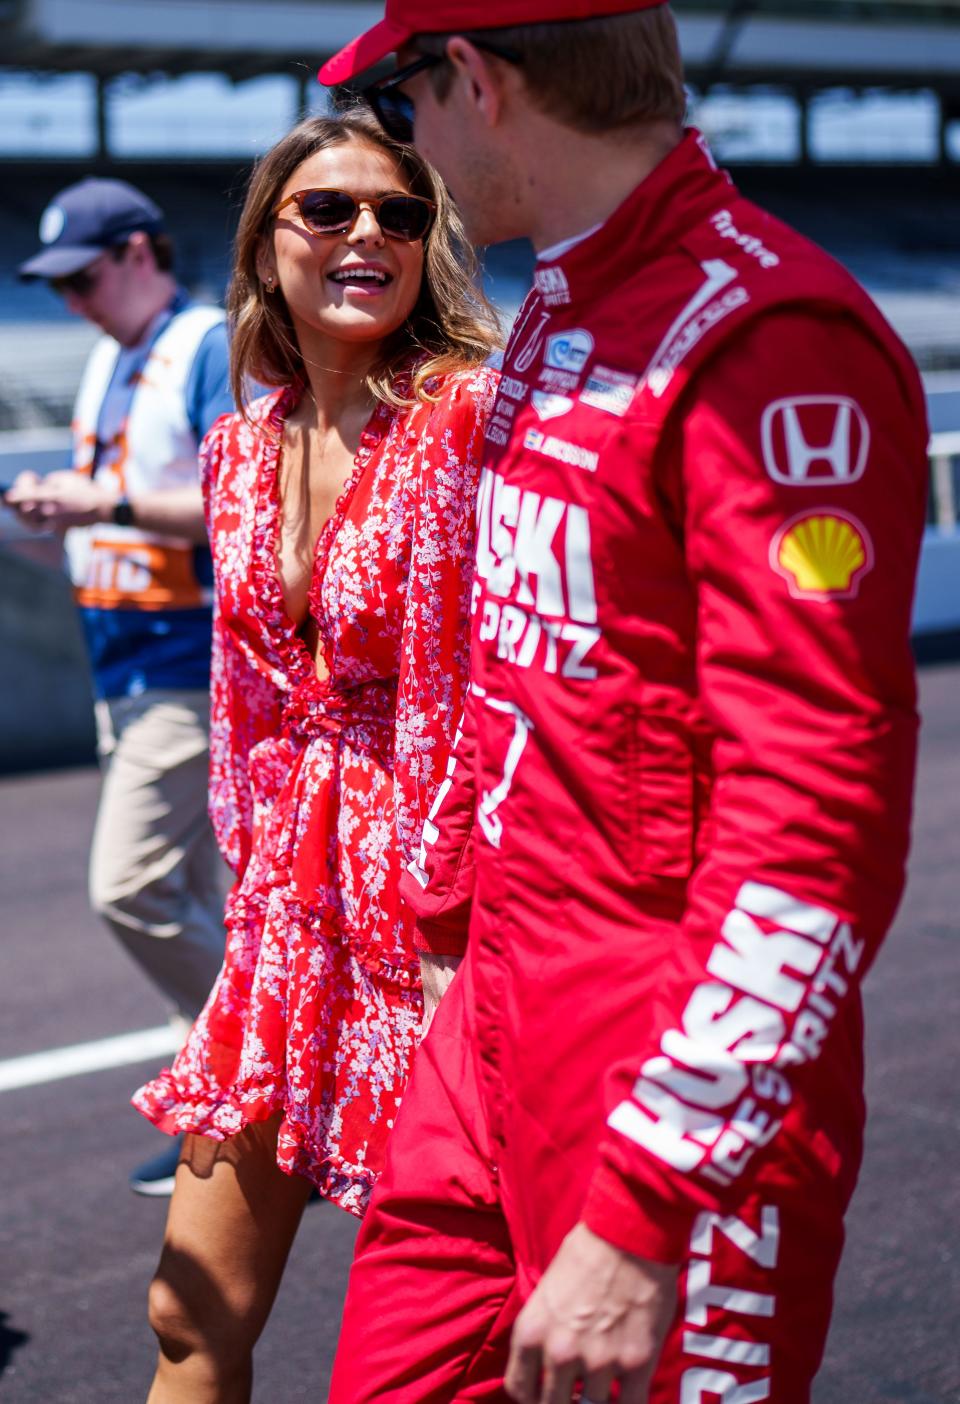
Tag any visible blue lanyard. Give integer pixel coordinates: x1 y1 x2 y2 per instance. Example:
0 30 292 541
90 288 189 476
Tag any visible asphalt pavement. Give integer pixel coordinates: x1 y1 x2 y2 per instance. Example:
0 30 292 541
1 664 958 1403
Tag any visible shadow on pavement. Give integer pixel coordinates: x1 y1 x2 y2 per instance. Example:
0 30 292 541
913 627 960 665
0 1310 30 1377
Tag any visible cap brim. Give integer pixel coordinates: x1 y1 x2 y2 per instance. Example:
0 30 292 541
17 244 106 282
318 17 412 85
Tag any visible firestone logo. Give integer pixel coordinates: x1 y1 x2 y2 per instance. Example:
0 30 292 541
711 209 780 269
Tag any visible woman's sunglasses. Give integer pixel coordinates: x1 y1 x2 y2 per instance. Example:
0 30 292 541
272 188 436 243
362 42 523 146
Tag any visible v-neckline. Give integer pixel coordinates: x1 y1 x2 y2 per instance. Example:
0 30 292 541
255 382 392 685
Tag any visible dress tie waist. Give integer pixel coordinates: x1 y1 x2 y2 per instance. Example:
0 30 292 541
281 676 396 768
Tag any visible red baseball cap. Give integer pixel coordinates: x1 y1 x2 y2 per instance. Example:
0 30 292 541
318 0 665 85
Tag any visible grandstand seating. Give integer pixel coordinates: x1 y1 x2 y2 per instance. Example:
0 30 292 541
2 156 958 429
0 323 98 430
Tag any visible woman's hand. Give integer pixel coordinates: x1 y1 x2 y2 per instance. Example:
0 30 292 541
419 953 463 1034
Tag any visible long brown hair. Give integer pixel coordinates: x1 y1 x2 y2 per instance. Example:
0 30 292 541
228 108 501 417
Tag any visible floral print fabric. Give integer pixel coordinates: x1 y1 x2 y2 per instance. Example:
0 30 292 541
133 367 495 1214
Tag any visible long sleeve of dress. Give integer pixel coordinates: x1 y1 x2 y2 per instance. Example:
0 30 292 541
393 368 496 888
201 415 285 879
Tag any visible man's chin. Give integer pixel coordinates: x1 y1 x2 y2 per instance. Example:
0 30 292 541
453 189 526 250
460 211 516 251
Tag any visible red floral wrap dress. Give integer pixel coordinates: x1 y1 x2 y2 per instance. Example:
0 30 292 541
133 367 495 1215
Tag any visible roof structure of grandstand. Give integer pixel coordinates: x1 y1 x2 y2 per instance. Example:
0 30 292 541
1 0 959 95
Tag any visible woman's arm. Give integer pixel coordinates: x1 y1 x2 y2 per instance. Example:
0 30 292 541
202 415 285 879
392 368 497 1012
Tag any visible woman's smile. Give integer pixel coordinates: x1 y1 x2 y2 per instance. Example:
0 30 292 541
326 259 395 296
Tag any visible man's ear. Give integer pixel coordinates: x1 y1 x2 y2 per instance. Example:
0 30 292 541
126 230 153 268
443 36 514 127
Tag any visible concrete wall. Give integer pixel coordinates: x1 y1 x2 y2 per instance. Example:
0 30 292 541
0 547 96 772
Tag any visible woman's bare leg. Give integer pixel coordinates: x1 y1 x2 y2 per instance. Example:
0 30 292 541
145 1115 313 1403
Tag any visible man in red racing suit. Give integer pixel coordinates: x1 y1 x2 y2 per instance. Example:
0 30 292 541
321 6 930 1401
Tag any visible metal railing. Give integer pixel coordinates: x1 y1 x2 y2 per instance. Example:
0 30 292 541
928 431 960 532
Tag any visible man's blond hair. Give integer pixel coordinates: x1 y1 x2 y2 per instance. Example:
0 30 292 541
418 9 686 133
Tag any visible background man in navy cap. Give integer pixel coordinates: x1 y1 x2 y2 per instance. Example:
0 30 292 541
6 178 233 1196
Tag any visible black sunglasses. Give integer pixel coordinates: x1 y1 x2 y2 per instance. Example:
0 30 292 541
50 250 114 298
273 188 437 242
363 40 523 145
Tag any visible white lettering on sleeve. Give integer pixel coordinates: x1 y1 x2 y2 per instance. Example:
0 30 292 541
708 910 823 1012
681 1370 771 1403
689 1206 780 1269
682 1333 771 1368
607 883 858 1188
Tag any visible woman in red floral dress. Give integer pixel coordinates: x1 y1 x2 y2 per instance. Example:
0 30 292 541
133 110 499 1400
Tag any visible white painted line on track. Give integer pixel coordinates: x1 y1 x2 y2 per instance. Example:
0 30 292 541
0 1026 179 1092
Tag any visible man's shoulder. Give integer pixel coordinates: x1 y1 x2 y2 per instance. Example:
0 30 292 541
82 331 123 373
172 299 227 330
162 301 228 362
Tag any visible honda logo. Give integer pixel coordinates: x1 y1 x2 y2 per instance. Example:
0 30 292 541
761 396 869 486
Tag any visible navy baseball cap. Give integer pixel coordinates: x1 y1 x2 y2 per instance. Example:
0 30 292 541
17 178 165 282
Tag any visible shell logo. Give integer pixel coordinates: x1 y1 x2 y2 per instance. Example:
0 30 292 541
770 509 874 601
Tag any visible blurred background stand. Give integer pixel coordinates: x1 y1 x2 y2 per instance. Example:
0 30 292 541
0 532 97 772
1 0 959 744
0 5 958 1402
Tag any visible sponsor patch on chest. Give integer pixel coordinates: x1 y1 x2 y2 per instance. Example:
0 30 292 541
523 427 599 473
544 328 594 373
580 365 638 417
531 390 575 421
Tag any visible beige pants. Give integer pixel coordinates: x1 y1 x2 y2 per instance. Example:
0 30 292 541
89 689 229 1025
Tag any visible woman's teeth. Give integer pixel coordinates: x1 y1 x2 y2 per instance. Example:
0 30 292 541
330 268 390 285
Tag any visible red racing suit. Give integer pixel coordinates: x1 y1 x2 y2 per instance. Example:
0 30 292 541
329 132 929 1402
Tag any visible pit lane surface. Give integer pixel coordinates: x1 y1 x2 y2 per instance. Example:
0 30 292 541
1 665 958 1403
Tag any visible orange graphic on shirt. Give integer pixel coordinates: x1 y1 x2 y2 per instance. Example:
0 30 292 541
70 422 131 494
74 538 204 610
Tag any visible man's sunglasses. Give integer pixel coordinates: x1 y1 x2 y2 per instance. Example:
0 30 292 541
50 249 117 298
363 41 523 145
273 188 437 242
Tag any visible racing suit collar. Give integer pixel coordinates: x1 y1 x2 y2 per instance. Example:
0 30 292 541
532 129 733 312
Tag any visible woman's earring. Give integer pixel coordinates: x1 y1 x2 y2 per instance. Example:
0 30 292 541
264 277 276 294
